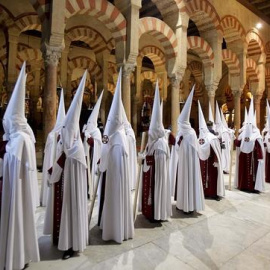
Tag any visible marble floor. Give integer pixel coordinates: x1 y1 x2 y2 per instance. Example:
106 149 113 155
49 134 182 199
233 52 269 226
30 150 270 270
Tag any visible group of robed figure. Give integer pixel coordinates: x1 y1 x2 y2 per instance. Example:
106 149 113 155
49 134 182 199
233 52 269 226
0 62 268 270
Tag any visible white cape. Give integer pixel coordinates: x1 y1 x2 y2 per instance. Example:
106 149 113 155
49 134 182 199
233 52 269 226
0 132 40 270
170 130 205 212
40 131 58 207
99 129 134 243
46 139 88 251
143 137 172 220
83 128 102 199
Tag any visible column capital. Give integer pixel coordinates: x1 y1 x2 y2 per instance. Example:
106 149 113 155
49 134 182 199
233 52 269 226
42 43 63 67
121 63 135 77
254 94 263 103
205 84 218 97
231 89 242 98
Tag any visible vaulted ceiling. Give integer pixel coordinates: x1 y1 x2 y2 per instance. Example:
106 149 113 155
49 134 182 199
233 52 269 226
238 0 270 25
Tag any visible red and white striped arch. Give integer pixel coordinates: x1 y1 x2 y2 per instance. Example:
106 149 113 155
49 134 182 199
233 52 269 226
222 49 240 76
180 0 222 33
187 36 214 67
138 17 177 60
265 41 270 64
16 48 42 69
12 15 41 33
65 0 126 42
140 70 164 89
152 0 185 19
221 15 246 43
71 79 93 92
265 67 270 89
246 58 259 83
68 56 102 80
139 46 166 67
66 26 113 54
246 30 264 58
188 61 203 80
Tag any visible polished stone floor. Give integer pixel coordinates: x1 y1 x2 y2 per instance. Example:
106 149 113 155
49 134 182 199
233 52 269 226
29 149 270 270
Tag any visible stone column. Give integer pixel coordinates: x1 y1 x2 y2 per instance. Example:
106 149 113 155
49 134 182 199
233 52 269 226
135 64 142 136
100 53 109 123
122 64 135 121
42 44 62 140
60 46 69 91
32 67 41 126
66 72 72 107
7 33 19 95
232 89 242 135
254 94 262 130
170 75 181 134
205 84 217 119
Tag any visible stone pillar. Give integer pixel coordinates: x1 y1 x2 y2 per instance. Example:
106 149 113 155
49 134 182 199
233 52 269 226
60 46 69 91
170 75 181 134
100 53 109 123
254 94 262 130
122 64 135 121
135 64 142 136
205 84 217 119
42 44 62 140
66 72 72 107
232 89 242 135
7 33 19 94
32 67 41 126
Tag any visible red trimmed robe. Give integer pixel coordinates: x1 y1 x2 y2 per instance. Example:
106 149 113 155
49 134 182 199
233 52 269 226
200 147 218 198
235 139 263 192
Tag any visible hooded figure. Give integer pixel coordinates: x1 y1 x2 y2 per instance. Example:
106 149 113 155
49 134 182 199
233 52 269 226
198 101 225 199
170 86 205 213
121 102 137 190
98 68 134 243
263 100 270 183
215 102 235 173
208 102 216 134
140 82 171 221
234 98 265 192
41 89 66 207
45 71 88 259
0 62 40 270
82 90 103 199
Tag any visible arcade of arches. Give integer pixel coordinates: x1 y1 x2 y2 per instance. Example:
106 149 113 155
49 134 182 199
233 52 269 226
0 0 270 142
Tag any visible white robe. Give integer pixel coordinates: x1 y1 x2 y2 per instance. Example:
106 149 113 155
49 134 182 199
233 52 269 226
126 130 137 190
0 131 40 270
170 129 205 212
99 129 134 243
47 139 88 251
198 135 225 197
83 128 102 198
40 131 58 207
143 137 172 220
220 130 235 173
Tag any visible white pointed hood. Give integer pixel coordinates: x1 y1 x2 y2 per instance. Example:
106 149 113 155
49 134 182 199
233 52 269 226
208 102 216 131
198 100 216 160
85 90 103 132
215 102 223 134
121 100 136 140
178 85 195 127
61 70 87 149
148 81 165 143
103 68 124 137
3 62 35 142
240 99 262 153
52 88 66 133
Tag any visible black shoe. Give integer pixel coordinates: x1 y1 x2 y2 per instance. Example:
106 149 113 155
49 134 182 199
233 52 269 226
215 196 221 201
62 248 74 260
